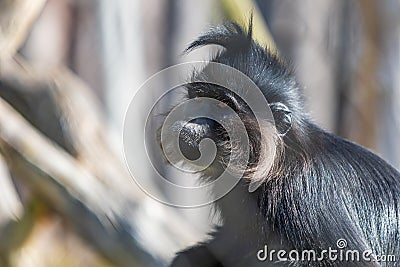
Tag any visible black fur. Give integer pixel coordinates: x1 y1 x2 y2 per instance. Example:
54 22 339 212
169 22 400 267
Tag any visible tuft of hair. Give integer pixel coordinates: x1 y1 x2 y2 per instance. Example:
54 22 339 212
186 20 304 118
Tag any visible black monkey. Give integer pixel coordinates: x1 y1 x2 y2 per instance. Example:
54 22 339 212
169 22 400 267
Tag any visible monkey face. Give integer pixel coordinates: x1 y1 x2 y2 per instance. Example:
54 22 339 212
162 31 294 187
164 74 294 190
168 81 267 181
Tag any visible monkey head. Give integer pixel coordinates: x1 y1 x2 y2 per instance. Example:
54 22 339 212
168 22 297 188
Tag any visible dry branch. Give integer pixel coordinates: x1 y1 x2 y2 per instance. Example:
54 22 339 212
0 0 47 59
0 58 201 266
0 96 161 267
0 155 22 229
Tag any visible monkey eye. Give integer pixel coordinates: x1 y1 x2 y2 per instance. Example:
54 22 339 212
188 83 240 105
207 94 238 111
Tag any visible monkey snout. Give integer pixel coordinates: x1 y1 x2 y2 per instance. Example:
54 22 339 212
175 118 215 161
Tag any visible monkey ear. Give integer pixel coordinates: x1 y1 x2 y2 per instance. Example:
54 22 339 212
269 102 292 136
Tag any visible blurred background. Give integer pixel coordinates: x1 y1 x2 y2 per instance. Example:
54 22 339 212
0 0 399 266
